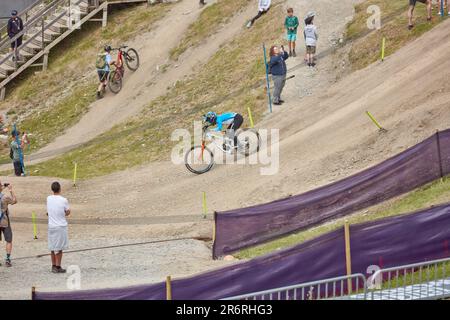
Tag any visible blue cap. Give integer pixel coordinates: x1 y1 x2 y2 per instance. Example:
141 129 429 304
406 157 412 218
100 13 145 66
11 10 18 16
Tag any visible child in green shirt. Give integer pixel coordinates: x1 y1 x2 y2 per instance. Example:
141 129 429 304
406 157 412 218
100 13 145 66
284 8 299 57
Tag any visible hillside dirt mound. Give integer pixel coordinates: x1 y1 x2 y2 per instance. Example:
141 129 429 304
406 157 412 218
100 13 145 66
3 0 450 298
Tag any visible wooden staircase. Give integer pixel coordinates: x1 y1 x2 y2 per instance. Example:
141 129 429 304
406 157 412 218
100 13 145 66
0 0 150 100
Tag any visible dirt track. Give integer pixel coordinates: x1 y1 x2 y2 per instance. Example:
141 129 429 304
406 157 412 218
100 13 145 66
2 0 450 299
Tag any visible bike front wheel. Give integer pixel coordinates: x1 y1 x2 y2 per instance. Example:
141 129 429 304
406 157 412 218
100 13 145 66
108 70 123 94
185 145 214 174
125 48 140 71
236 128 260 156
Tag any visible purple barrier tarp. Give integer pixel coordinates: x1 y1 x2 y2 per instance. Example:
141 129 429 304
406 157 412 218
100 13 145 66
34 203 450 300
213 130 450 258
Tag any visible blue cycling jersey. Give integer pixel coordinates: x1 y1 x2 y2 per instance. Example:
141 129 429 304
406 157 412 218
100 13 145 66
213 112 237 131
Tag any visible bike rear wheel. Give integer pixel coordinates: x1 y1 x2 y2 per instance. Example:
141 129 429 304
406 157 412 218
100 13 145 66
125 48 140 71
236 128 260 156
108 70 123 94
185 145 214 174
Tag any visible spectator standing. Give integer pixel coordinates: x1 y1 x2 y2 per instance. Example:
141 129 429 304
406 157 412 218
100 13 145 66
10 130 28 177
47 182 71 273
304 12 318 67
7 10 24 62
269 45 289 105
0 181 18 267
408 0 432 30
247 0 271 28
437 0 449 14
285 8 299 57
199 0 206 6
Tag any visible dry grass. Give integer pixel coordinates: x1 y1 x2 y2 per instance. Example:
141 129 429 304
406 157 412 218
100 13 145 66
0 2 173 164
25 4 286 179
346 0 448 70
169 0 253 60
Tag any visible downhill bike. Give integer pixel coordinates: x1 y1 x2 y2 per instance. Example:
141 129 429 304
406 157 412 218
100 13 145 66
184 123 261 174
107 45 140 94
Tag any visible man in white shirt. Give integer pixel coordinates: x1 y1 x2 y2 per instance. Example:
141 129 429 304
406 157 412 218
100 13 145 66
47 181 71 273
247 0 271 28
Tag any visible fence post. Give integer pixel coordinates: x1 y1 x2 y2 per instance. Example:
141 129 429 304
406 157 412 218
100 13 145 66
344 221 352 294
32 212 38 239
436 130 444 182
31 286 36 300
202 191 207 219
262 43 273 113
212 211 218 260
102 5 108 28
166 276 172 300
247 107 254 128
381 37 386 62
73 162 78 187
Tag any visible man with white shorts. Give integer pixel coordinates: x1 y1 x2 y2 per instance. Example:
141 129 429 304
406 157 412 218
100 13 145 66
47 181 71 273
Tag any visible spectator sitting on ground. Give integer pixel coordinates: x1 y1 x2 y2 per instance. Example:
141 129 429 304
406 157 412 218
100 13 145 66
47 181 71 274
0 181 18 268
247 0 271 28
408 0 432 30
7 10 24 62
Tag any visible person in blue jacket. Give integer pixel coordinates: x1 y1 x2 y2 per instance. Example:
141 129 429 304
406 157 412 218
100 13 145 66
203 112 244 149
269 45 289 105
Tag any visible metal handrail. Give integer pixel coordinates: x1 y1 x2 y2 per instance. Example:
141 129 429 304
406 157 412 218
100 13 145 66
222 273 367 300
0 0 61 44
0 0 66 50
0 0 87 67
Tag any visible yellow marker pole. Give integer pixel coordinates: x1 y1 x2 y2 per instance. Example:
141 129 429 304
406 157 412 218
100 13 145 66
166 276 172 300
32 212 38 239
344 220 352 294
381 37 386 61
202 191 207 219
247 107 254 128
366 111 386 132
73 162 78 187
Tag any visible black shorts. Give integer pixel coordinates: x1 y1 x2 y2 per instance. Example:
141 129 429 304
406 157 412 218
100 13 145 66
409 0 427 6
0 225 12 243
227 113 243 131
10 36 22 49
97 70 109 82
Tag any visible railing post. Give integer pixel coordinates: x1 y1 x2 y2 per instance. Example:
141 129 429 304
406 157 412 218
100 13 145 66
102 4 108 28
0 87 6 101
436 130 444 181
344 221 353 294
166 276 172 300
43 52 49 71
41 17 45 49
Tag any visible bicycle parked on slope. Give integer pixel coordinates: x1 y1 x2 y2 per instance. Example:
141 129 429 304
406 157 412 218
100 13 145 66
184 113 260 174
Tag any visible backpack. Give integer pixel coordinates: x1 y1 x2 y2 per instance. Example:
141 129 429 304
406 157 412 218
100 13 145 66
9 147 13 160
267 62 272 75
0 193 7 229
95 52 107 70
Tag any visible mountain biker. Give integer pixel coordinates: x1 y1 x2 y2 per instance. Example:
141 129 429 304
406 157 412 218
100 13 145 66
96 45 114 99
203 112 243 149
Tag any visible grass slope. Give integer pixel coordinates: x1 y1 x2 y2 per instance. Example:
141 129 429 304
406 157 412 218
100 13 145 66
346 0 448 70
25 3 285 179
236 176 450 259
0 3 172 164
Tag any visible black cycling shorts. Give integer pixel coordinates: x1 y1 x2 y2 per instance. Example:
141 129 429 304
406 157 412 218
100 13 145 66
409 0 427 6
97 70 109 82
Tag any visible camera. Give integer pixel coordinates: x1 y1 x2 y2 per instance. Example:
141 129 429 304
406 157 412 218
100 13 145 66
3 183 10 187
